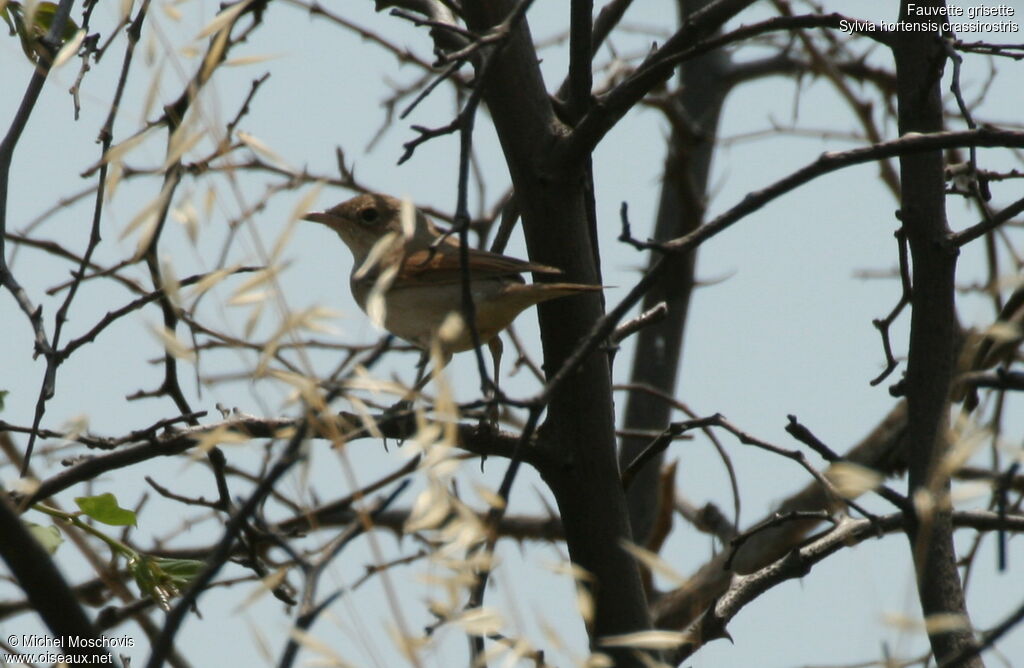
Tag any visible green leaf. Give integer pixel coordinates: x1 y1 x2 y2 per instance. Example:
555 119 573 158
151 557 205 586
27 1 79 40
3 1 81 62
24 521 63 554
129 555 203 611
75 493 137 527
129 555 169 611
1 3 17 36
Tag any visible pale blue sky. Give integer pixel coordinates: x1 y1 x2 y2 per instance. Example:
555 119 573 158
2 1 1023 666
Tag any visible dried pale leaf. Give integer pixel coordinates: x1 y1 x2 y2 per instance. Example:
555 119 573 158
130 217 158 261
194 425 251 453
242 617 274 664
229 289 269 306
343 375 408 398
984 320 1021 343
163 132 204 172
121 179 173 240
506 638 537 665
583 653 615 668
426 598 453 619
141 60 164 120
453 608 504 636
237 130 294 171
159 256 182 309
348 397 383 440
266 308 341 360
60 414 89 442
151 325 195 361
460 548 496 573
428 343 459 442
267 369 321 407
103 129 151 165
301 306 342 335
290 183 325 223
172 200 200 243
437 311 465 346
10 477 40 496
144 31 157 65
197 0 252 38
881 611 919 631
234 566 289 611
418 572 473 589
824 462 882 498
269 218 297 264
120 0 134 21
203 184 217 217
22 0 40 36
619 541 687 586
105 163 123 202
51 28 85 68
598 630 687 650
473 483 506 511
243 301 264 339
225 52 281 66
437 511 487 551
386 625 428 665
232 264 284 298
479 642 507 665
408 423 446 459
355 230 401 280
405 484 451 532
287 628 354 668
913 488 937 519
535 619 567 658
543 560 594 582
924 613 970 634
162 3 181 20
366 265 399 330
256 342 281 379
188 266 238 300
942 422 987 477
576 587 594 625
399 196 415 239
200 27 229 82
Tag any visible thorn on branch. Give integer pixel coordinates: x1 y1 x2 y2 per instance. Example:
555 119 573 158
869 228 911 386
618 201 672 252
784 416 841 462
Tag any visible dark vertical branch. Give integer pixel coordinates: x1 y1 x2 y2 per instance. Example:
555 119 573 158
618 0 730 545
0 494 116 665
146 422 308 668
0 0 77 471
460 2 655 663
567 0 593 121
893 1 980 664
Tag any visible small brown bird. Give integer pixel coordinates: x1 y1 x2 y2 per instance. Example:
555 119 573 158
304 193 600 380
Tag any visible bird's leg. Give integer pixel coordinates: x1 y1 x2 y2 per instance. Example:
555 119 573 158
485 336 503 424
412 350 430 394
390 350 430 415
398 349 453 404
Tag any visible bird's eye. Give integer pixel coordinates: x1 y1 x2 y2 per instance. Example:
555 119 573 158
359 207 379 224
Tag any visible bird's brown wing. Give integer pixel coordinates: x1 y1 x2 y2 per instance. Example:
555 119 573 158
397 246 562 286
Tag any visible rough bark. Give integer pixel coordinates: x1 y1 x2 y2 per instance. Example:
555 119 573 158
893 1 981 664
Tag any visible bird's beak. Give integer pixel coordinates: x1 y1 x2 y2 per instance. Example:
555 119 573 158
302 211 331 224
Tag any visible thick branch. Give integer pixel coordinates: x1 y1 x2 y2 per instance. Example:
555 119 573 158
893 3 979 663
